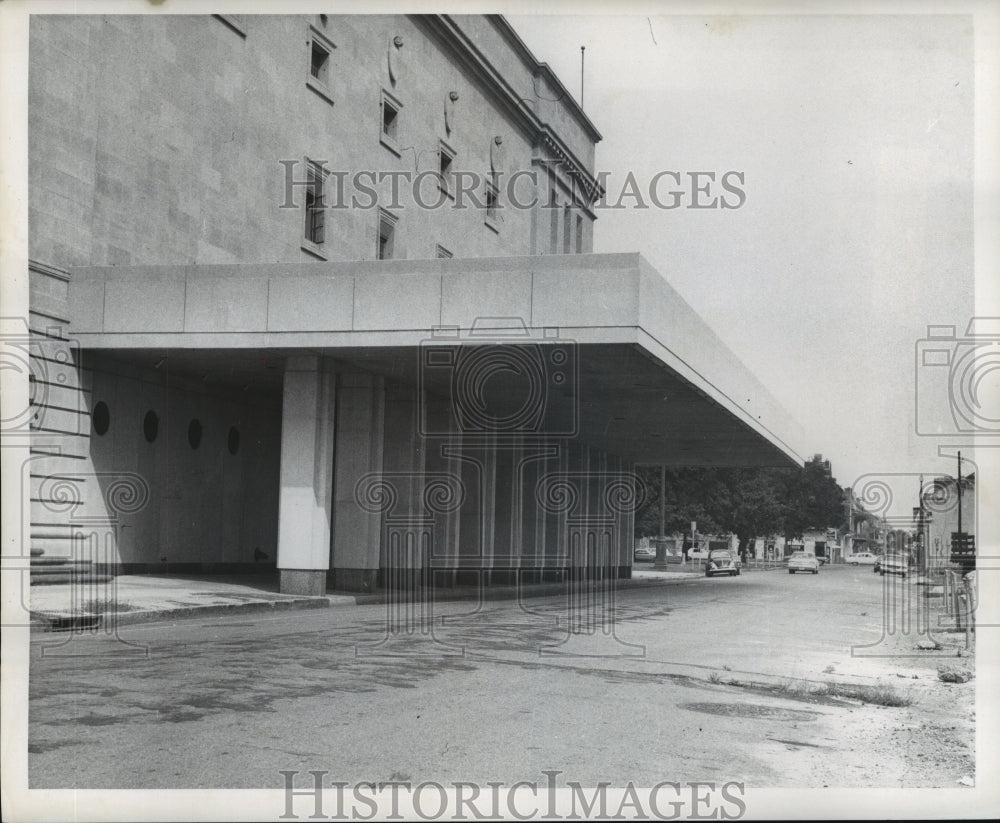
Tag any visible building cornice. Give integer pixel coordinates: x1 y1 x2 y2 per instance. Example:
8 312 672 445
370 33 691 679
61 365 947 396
487 15 603 143
29 259 71 282
537 130 604 207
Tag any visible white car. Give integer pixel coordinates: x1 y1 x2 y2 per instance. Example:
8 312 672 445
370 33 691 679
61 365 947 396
787 551 820 574
847 551 877 565
633 545 656 562
880 553 908 578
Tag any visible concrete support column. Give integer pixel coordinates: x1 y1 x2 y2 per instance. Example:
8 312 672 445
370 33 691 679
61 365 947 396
277 356 336 595
331 373 385 592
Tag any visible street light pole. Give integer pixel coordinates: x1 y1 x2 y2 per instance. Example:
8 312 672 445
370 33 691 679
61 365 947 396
654 464 668 570
660 464 666 538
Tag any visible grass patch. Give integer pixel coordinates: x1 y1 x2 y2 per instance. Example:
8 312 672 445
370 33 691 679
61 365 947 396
80 598 134 614
825 682 912 707
774 678 912 707
710 673 914 708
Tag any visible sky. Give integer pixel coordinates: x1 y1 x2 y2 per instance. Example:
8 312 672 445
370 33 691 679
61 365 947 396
507 10 991 516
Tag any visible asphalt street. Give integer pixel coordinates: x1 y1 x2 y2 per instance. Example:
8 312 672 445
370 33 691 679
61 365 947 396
28 564 974 790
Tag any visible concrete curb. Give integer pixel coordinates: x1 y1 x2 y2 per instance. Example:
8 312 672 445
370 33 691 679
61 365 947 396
29 571 706 631
30 594 331 633
339 572 705 606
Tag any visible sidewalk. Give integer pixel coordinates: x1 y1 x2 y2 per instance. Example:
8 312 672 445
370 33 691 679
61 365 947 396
26 567 708 631
26 574 343 631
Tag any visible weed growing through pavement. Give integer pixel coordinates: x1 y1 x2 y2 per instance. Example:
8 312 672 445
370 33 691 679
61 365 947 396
710 673 914 707
774 679 913 707
822 682 913 707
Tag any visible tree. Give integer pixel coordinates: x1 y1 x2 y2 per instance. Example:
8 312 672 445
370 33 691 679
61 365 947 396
635 458 847 549
634 466 730 537
780 457 848 540
717 467 791 556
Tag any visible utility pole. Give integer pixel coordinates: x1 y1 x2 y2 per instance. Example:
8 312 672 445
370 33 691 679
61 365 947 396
917 475 926 574
957 451 962 536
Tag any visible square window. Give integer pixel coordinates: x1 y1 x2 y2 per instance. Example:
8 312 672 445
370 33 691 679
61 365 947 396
383 99 399 138
549 188 559 253
380 90 403 155
301 160 328 259
378 209 398 260
311 41 329 82
306 26 336 105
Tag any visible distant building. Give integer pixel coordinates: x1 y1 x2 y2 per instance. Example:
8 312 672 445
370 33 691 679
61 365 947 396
843 487 886 556
921 473 976 571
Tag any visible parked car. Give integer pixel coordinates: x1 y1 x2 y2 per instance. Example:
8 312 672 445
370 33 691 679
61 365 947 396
873 555 883 573
687 547 710 560
847 551 878 566
705 549 741 577
634 544 655 562
880 553 908 578
787 552 820 574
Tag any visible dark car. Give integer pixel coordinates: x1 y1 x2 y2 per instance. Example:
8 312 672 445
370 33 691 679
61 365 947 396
705 549 741 577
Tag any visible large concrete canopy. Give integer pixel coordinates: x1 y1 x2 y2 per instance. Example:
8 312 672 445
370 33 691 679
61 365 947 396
68 253 805 468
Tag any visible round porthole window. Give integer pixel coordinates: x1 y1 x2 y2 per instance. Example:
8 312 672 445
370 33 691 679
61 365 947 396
227 426 240 455
188 419 203 449
143 410 159 443
92 401 110 436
